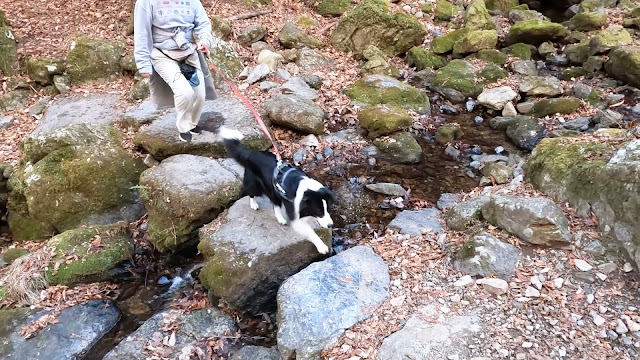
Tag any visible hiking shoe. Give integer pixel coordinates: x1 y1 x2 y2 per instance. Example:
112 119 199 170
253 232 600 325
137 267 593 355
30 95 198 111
190 125 203 134
179 132 192 142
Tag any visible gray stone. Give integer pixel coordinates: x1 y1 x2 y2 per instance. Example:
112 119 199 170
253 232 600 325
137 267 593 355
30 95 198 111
247 63 271 84
296 48 333 71
230 346 280 360
104 308 236 360
237 25 267 46
265 95 325 135
365 183 407 197
28 96 51 116
445 196 490 231
592 109 623 129
134 96 271 159
516 101 535 114
120 99 164 129
573 82 592 99
260 81 279 92
511 60 538 76
437 193 461 211
502 102 518 117
198 196 331 314
279 22 323 49
0 90 30 112
0 300 120 360
53 75 71 94
489 116 515 130
0 115 13 130
477 86 517 110
31 94 120 136
481 195 572 247
563 117 590 131
481 162 514 184
280 77 319 100
388 208 442 236
277 246 389 360
519 76 563 97
140 155 244 252
377 307 482 360
454 232 520 278
506 116 546 151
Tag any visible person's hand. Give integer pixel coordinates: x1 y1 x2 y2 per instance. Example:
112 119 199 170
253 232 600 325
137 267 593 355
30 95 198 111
196 41 210 55
140 73 150 78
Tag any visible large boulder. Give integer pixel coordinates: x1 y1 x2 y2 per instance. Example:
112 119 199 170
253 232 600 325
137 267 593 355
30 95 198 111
526 137 640 269
0 26 18 76
279 22 323 49
30 94 121 137
453 232 520 278
605 46 640 88
133 96 272 159
317 0 352 17
66 36 125 83
0 300 120 359
7 124 145 240
567 11 607 31
452 29 498 56
357 104 412 138
104 308 236 360
430 28 471 54
373 131 423 164
434 0 461 21
344 74 430 112
505 20 570 45
265 95 325 135
465 0 496 30
231 346 281 360
209 39 244 91
481 195 572 247
331 0 426 56
277 246 389 359
198 196 332 314
139 155 243 252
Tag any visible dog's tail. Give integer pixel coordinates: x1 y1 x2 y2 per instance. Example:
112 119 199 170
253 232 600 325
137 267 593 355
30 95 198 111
219 127 252 166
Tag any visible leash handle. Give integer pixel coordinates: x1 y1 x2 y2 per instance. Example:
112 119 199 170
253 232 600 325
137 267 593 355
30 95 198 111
206 59 282 160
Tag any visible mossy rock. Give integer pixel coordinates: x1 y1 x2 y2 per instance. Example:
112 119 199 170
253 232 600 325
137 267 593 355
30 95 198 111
279 22 323 49
431 60 504 100
317 0 352 16
129 78 150 100
452 29 498 56
0 9 8 27
568 11 607 31
435 0 460 21
373 132 422 164
211 16 232 40
119 52 137 73
508 9 549 23
561 67 587 80
0 90 31 112
331 0 426 56
25 58 65 85
435 123 463 144
482 162 514 184
477 63 508 82
465 0 496 30
473 49 507 64
361 58 402 78
46 225 133 285
430 28 471 54
66 36 125 83
505 20 569 45
503 42 534 60
1 248 29 264
605 46 640 88
8 124 145 240
589 25 632 55
530 97 582 117
0 27 18 76
525 138 640 268
344 74 430 112
566 40 591 64
358 104 412 138
486 0 519 12
405 47 448 70
209 39 244 90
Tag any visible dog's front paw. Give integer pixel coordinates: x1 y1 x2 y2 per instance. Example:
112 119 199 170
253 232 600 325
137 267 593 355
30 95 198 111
276 217 287 226
249 198 260 211
315 242 330 254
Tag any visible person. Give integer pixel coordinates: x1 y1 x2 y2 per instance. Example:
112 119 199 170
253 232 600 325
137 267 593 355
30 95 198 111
134 0 218 142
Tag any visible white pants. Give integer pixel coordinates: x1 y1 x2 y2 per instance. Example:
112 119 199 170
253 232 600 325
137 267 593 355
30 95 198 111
151 48 205 133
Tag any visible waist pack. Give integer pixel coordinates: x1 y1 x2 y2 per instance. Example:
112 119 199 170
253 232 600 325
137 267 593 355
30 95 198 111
159 49 200 87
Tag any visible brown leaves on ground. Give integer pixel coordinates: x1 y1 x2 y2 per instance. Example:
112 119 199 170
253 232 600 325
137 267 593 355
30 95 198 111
19 310 61 339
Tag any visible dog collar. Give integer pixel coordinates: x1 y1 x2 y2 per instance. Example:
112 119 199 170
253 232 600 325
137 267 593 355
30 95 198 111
273 161 297 201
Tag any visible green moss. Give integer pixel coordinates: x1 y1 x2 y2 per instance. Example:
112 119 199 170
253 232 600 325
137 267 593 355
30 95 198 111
0 9 8 27
2 248 29 264
436 123 463 144
561 66 587 80
430 28 471 54
465 0 496 30
0 26 19 76
605 46 640 88
406 47 448 70
45 225 133 285
344 74 430 111
478 63 508 82
505 19 570 45
504 42 534 60
358 104 412 138
435 0 460 21
457 238 477 259
25 58 65 84
566 40 591 64
296 17 316 27
568 11 607 31
211 16 232 40
485 0 519 12
331 0 426 56
373 132 422 164
453 29 498 55
66 36 125 83
589 25 632 55
473 49 507 64
432 60 484 98
531 97 582 117
317 0 352 17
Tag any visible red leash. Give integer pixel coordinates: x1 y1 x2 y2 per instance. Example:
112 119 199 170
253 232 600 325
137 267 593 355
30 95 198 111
207 61 282 160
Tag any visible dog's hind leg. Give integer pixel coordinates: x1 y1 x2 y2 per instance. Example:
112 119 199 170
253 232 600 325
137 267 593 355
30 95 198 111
274 205 288 225
291 219 330 254
249 197 259 210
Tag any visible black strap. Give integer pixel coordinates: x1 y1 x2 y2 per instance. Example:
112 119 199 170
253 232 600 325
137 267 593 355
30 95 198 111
158 49 182 63
273 161 297 201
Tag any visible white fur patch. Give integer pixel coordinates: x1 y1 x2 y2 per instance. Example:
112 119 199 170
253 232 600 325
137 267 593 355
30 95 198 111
291 219 330 254
274 205 288 225
316 199 333 228
218 126 244 140
249 197 259 210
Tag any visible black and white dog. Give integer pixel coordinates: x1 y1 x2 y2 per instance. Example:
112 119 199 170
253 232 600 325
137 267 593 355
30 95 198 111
219 127 335 254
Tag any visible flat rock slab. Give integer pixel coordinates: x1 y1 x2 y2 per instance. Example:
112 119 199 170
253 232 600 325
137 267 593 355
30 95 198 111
377 306 482 360
388 208 443 236
140 154 244 252
104 308 236 360
31 94 121 136
277 246 390 359
230 346 281 360
453 232 520 278
198 196 332 314
120 99 165 129
134 96 272 159
0 300 120 360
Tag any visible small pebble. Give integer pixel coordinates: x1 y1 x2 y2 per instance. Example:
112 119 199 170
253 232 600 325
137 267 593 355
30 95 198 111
599 305 608 314
591 312 606 326
586 293 595 304
622 337 633 346
617 319 629 334
516 353 526 360
466 99 476 112
495 146 504 154
559 348 567 357
623 262 634 272
522 341 533 348
157 276 171 285
473 116 483 124
454 275 474 287
574 259 593 271
608 330 619 340
525 286 540 298
450 294 461 303
554 278 564 289
531 276 543 290
595 272 607 281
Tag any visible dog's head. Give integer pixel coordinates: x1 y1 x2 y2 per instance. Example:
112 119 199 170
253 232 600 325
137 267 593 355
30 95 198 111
296 179 336 228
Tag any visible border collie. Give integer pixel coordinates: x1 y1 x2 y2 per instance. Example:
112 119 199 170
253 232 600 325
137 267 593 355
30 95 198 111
219 127 335 254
